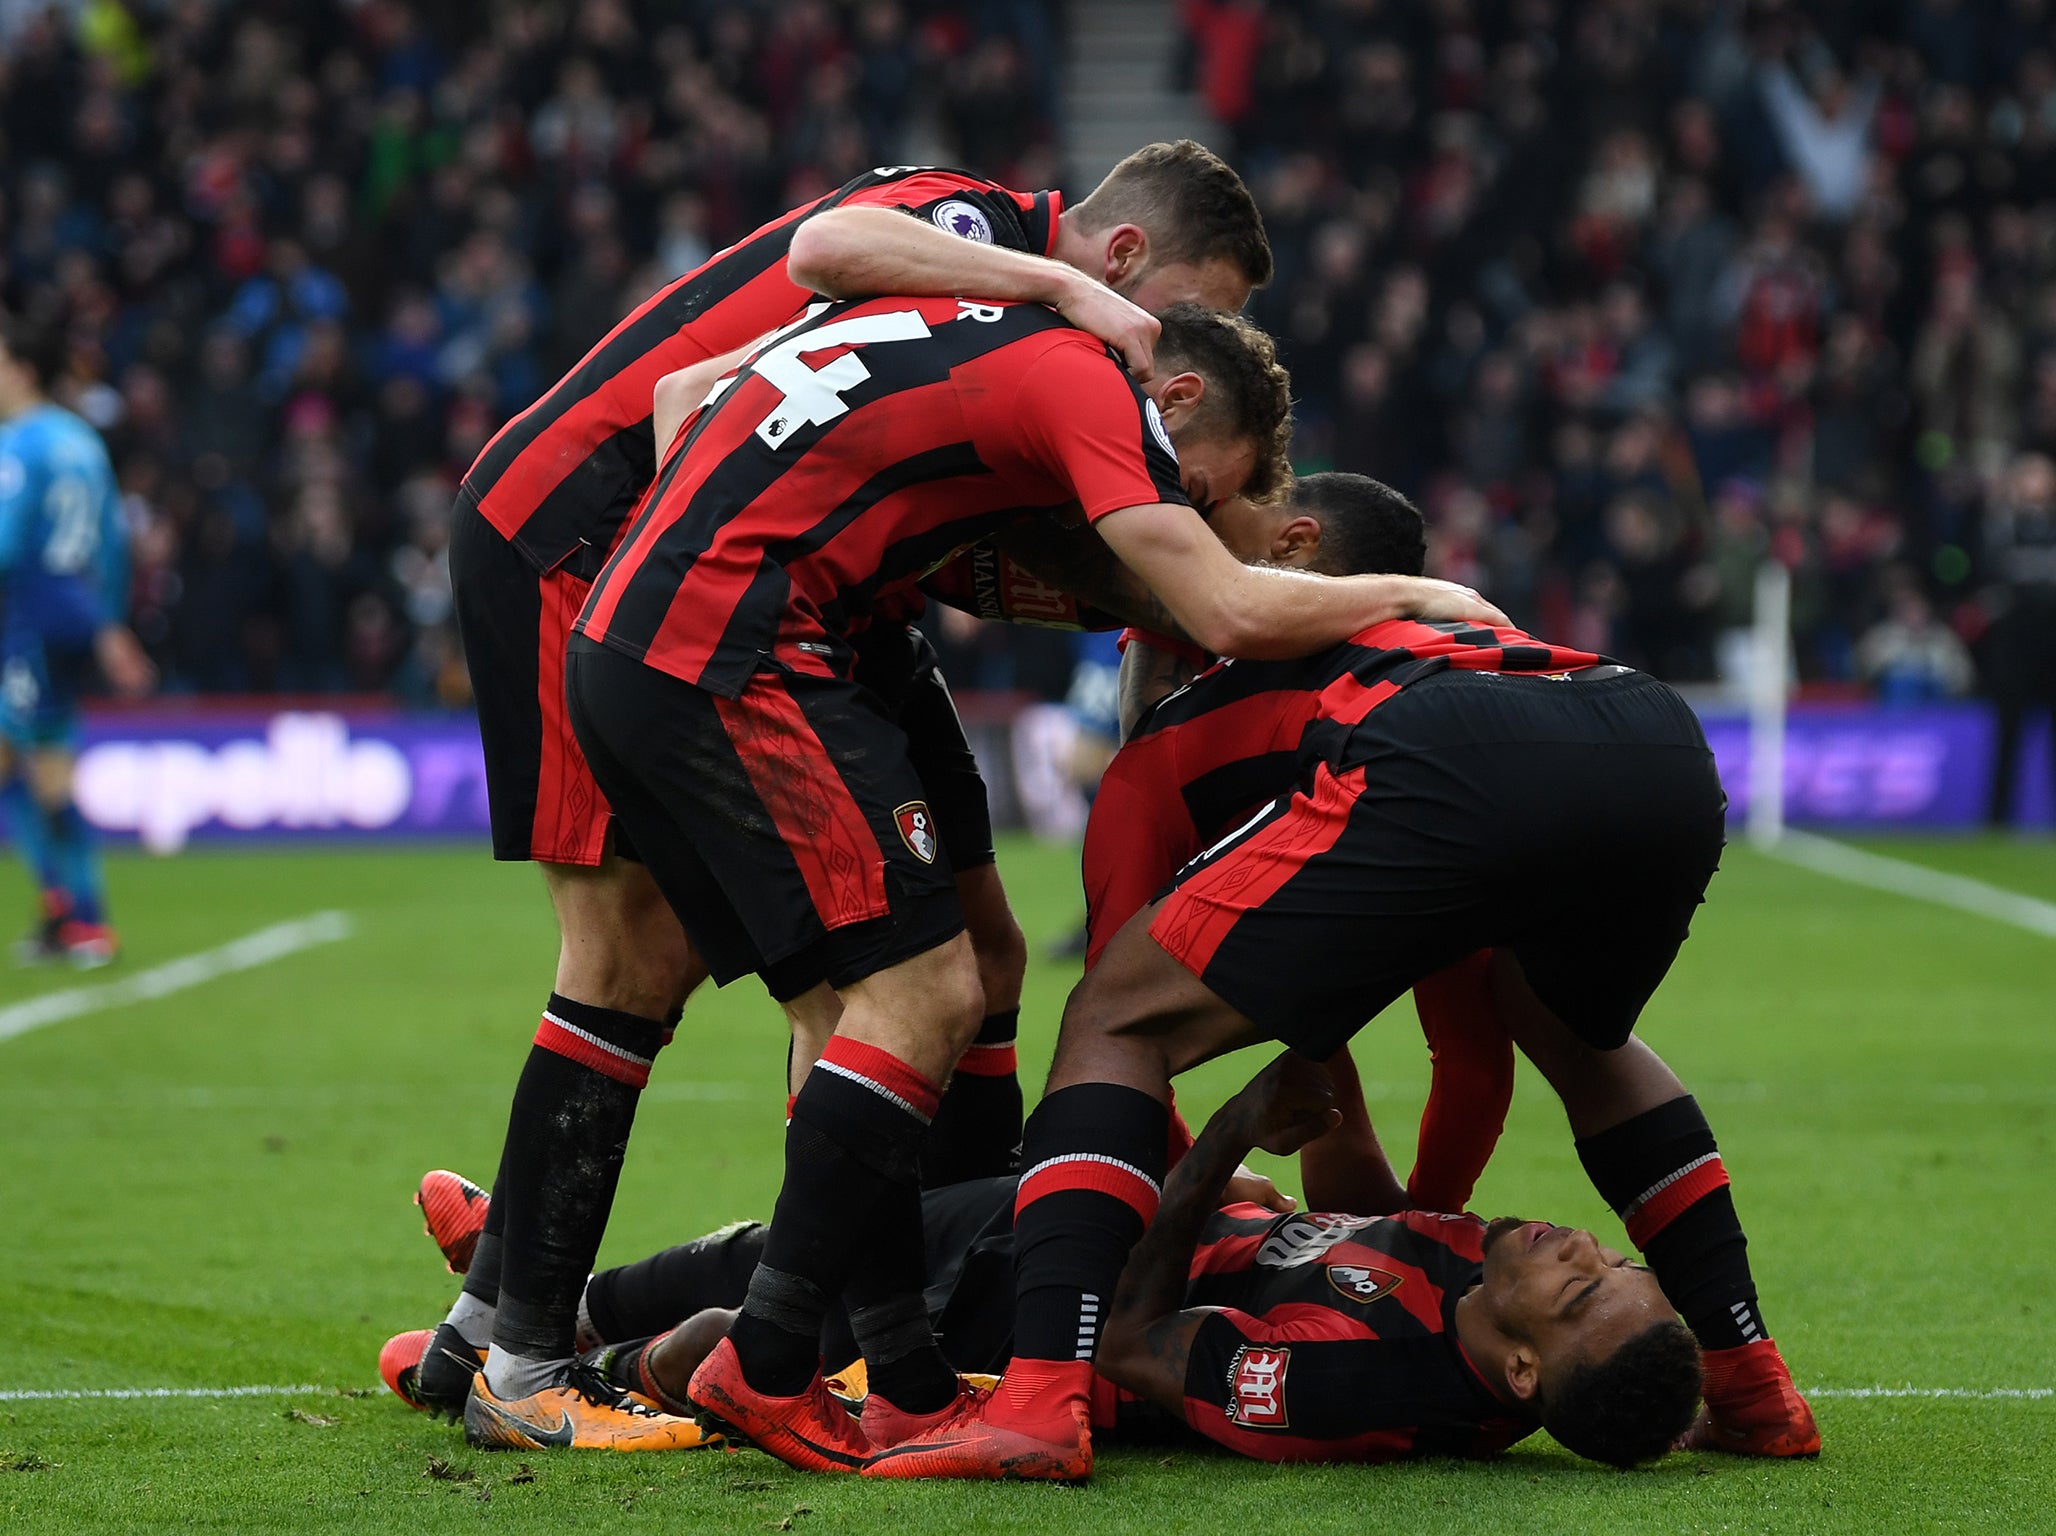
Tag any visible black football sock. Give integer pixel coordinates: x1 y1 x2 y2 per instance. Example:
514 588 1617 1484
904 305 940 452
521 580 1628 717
1011 1083 1168 1363
728 1036 941 1396
487 994 667 1393
583 1221 769 1344
842 1180 956 1412
920 1008 1024 1187
1577 1094 1764 1350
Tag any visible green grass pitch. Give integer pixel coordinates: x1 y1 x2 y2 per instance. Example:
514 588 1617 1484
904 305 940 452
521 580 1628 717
1 833 2051 1533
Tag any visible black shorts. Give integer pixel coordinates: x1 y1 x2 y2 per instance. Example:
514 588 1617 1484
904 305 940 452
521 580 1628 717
450 501 618 866
1149 668 1727 1057
856 623 996 872
565 636 965 998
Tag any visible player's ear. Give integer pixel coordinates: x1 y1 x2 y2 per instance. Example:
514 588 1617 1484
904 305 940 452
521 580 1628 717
1272 515 1324 568
1504 1344 1542 1406
1101 224 1148 288
1155 370 1205 431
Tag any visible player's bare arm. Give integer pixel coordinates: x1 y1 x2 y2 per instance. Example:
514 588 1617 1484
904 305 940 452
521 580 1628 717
652 343 757 459
1094 499 1510 660
1116 634 1203 741
787 206 1160 377
1097 1054 1342 1409
1295 1045 1411 1217
993 517 1194 640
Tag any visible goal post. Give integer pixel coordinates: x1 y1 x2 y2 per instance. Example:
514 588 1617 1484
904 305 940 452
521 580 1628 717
1746 559 1792 849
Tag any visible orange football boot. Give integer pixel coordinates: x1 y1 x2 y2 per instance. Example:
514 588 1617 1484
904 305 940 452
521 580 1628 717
464 1361 712 1451
379 1329 438 1412
861 1360 1092 1481
415 1170 490 1274
1684 1338 1822 1457
686 1336 871 1474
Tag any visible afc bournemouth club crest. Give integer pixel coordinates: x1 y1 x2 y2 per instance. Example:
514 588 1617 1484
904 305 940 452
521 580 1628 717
1326 1263 1402 1304
895 801 937 863
1226 1344 1289 1428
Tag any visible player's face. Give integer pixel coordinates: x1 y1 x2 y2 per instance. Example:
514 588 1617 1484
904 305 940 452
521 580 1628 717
1172 432 1258 519
1478 1218 1673 1375
1122 257 1253 316
1208 496 1287 564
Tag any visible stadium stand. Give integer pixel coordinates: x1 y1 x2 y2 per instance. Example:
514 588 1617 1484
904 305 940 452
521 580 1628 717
1181 0 2056 708
4 2 2054 780
0 0 1061 704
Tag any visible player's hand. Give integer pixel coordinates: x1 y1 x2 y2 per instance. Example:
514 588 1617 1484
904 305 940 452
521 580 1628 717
1222 1164 1296 1213
1055 271 1160 383
95 624 157 698
1227 1051 1342 1158
1392 576 1512 629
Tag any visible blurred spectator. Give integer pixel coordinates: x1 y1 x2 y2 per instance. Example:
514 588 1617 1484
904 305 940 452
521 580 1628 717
1855 568 1975 704
1189 0 2056 713
1980 452 2056 824
1 0 1057 700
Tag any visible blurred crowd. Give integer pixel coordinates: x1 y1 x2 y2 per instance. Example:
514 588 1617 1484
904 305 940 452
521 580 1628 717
1182 0 2056 729
0 0 1060 703
7 0 2056 766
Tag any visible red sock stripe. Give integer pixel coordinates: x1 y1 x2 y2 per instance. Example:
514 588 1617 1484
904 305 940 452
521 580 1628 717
818 1036 942 1121
955 1042 1018 1078
534 1012 654 1089
1622 1154 1730 1248
1015 1153 1161 1226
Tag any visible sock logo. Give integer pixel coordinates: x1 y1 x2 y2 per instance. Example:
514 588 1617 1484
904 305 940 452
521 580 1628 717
1226 1345 1290 1428
894 801 937 863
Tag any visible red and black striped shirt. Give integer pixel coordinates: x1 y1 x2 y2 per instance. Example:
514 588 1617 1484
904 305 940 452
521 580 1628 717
574 296 1188 696
1082 621 1606 964
1175 1204 1532 1462
460 167 1059 580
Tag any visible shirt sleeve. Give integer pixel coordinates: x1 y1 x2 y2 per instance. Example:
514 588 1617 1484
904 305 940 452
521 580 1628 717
0 445 25 574
918 541 1125 631
837 170 1038 255
1082 734 1198 968
1008 342 1190 522
1181 1308 1487 1463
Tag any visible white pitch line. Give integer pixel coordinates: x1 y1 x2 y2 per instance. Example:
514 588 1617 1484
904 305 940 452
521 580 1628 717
1765 831 2056 939
0 1384 333 1402
1808 1387 2054 1400
2 1382 2046 1404
0 912 354 1045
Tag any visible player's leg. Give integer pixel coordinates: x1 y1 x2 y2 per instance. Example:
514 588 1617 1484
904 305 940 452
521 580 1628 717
1480 667 1816 1456
0 733 67 958
911 666 1028 1183
566 640 977 1470
434 505 705 1448
869 625 1028 1184
26 743 113 963
477 844 703 1399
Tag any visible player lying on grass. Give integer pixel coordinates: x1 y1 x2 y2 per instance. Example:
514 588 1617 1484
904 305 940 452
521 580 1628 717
870 475 1819 1480
386 1050 1703 1470
564 290 1504 1473
429 143 1273 1452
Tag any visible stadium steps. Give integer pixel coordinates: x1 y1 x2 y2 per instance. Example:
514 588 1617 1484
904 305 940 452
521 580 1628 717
1063 0 1222 185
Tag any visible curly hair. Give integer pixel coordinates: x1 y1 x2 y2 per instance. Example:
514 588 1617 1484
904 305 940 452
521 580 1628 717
1152 303 1294 504
1071 140 1273 289
1540 1319 1704 1469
